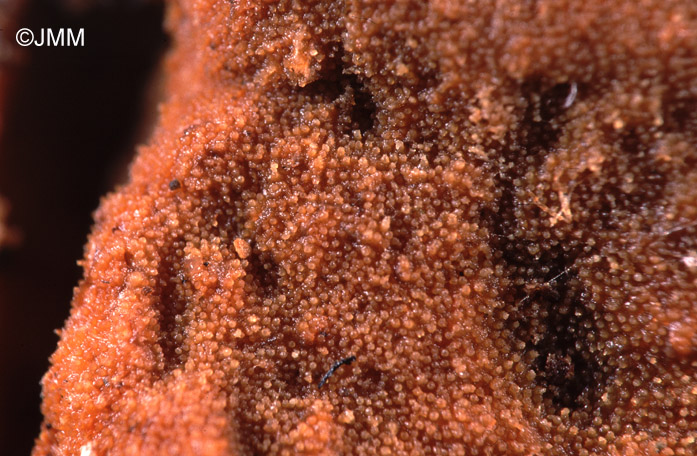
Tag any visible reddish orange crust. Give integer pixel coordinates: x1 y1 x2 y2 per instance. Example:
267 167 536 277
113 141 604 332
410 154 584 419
35 1 697 455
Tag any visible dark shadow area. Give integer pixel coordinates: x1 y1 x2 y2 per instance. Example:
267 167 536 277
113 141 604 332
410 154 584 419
0 1 168 454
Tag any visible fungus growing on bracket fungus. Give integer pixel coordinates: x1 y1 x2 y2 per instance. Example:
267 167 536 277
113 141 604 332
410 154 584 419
34 0 697 455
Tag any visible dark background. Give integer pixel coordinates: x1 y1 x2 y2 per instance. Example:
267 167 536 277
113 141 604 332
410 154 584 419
0 1 168 454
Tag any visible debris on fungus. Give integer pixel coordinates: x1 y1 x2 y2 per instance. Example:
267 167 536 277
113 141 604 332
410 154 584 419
35 0 697 455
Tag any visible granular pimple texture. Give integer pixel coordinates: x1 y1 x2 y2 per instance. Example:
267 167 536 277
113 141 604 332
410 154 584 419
34 1 697 455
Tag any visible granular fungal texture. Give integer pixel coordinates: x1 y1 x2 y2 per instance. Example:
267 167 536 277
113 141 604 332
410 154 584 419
34 1 697 455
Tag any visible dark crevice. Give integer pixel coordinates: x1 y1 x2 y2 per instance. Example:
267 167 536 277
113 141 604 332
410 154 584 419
578 127 669 219
517 79 576 157
663 95 697 136
347 75 377 134
528 276 605 413
155 241 188 373
246 247 279 299
298 78 344 103
490 224 607 417
482 81 676 421
540 82 577 121
484 175 607 417
481 79 611 419
297 39 345 101
617 131 669 203
296 42 377 136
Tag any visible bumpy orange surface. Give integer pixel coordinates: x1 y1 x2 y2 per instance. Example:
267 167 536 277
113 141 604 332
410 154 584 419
35 1 697 455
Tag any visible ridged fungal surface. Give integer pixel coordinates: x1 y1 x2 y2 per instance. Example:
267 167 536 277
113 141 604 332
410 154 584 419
35 1 697 455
